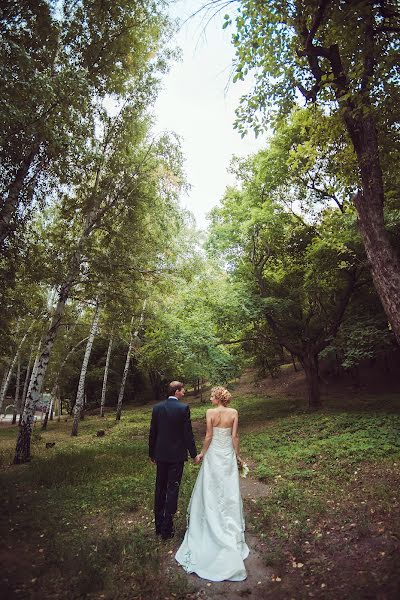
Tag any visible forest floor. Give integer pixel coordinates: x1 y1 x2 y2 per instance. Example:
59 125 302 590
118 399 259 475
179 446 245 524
0 365 400 599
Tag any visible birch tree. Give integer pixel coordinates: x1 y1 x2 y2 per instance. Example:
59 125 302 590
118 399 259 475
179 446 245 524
116 300 147 421
0 325 30 413
13 127 185 460
42 335 89 430
71 302 100 436
11 355 21 425
0 0 172 248
100 335 113 418
19 340 41 426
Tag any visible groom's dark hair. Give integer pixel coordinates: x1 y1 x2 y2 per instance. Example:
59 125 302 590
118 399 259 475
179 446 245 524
168 381 184 396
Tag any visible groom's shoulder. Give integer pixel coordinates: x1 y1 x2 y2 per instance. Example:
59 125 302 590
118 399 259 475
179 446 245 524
152 399 167 410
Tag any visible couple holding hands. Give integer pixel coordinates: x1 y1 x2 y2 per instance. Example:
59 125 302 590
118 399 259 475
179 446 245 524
149 381 249 582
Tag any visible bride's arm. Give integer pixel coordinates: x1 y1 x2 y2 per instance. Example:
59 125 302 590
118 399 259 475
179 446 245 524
199 410 213 458
232 410 240 457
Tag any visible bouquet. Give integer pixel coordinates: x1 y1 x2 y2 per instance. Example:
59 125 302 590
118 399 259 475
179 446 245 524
237 456 249 478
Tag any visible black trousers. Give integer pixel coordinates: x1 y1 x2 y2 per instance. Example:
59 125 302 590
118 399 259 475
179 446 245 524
154 461 184 535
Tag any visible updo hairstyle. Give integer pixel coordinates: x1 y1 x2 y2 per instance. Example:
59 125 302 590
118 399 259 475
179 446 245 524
211 386 232 407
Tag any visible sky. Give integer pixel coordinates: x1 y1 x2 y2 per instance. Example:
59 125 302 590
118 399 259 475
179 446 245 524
154 0 265 229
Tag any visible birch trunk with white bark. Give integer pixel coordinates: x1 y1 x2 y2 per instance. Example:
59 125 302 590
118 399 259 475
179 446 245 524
71 303 100 436
11 356 21 424
19 342 38 426
14 280 73 463
13 113 129 460
0 327 30 414
100 335 113 417
0 365 10 414
116 300 146 421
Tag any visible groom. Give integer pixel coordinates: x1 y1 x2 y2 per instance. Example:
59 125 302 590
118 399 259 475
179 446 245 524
149 381 200 540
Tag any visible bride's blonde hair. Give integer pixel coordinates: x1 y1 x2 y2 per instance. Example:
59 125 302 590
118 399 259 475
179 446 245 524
211 386 232 407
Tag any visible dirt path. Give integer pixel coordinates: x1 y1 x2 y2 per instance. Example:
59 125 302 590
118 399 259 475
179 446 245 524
166 477 275 600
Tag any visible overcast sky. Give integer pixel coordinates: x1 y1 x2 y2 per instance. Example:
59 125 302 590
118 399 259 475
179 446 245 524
154 0 265 229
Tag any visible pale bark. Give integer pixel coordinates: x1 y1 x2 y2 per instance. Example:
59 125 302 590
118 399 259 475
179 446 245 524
71 302 100 436
0 327 30 413
100 335 113 417
14 200 104 459
11 356 21 424
13 109 135 461
19 341 39 426
50 336 89 424
42 394 53 431
116 300 147 421
0 365 11 413
14 280 73 463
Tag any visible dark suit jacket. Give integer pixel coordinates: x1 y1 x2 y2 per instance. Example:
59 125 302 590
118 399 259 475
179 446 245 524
149 396 197 463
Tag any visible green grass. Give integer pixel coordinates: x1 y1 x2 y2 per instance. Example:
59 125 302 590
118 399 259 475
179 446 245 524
229 392 400 592
1 390 400 599
0 412 198 599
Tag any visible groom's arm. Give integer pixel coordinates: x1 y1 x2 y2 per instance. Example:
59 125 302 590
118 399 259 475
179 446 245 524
183 406 197 459
149 407 158 462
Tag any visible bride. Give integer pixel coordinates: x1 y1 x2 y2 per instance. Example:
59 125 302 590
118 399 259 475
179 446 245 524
175 386 249 582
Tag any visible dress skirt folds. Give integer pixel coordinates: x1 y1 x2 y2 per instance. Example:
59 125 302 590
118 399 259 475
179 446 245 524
175 427 249 581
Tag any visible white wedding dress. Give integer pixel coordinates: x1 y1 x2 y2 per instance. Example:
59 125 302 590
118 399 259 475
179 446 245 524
175 427 249 581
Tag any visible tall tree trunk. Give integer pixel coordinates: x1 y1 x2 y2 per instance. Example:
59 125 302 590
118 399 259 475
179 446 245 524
0 363 11 414
14 281 73 463
116 317 134 421
42 394 54 430
116 300 147 421
0 141 41 247
344 113 400 344
0 326 30 413
12 142 120 459
11 356 21 425
71 302 100 436
19 341 39 426
296 8 400 344
47 335 90 426
56 386 62 421
300 352 321 410
100 335 113 417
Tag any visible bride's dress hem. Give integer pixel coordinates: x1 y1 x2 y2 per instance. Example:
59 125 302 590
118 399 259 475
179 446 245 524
176 544 250 582
175 426 249 583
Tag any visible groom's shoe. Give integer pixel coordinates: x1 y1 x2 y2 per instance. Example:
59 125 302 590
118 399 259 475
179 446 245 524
161 524 175 540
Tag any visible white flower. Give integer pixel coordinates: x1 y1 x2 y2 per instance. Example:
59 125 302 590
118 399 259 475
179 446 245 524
237 458 249 478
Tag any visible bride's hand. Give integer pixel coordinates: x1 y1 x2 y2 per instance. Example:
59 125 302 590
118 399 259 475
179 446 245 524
194 453 203 464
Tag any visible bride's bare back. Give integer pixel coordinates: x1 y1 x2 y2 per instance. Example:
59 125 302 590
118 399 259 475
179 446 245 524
209 406 237 429
199 387 240 459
